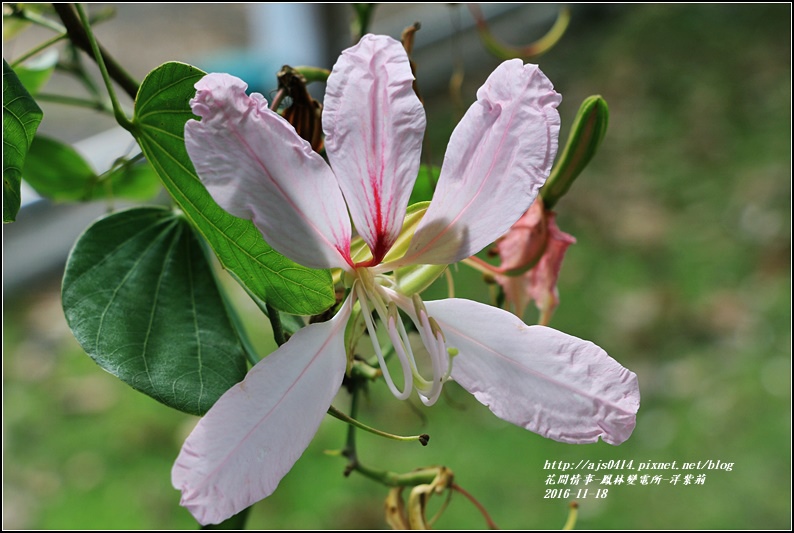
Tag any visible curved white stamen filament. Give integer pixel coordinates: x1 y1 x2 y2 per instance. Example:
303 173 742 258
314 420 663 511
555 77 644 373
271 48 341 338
370 286 416 399
365 278 389 318
392 312 435 392
355 282 412 400
354 271 454 404
384 313 416 396
381 287 451 406
368 275 435 394
415 308 444 406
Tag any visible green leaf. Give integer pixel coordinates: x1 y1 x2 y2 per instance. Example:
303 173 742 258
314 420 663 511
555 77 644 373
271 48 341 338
3 59 43 222
14 50 57 94
2 17 31 41
24 135 94 200
131 61 335 316
23 135 160 202
102 158 162 200
62 207 248 416
409 165 439 205
2 3 55 40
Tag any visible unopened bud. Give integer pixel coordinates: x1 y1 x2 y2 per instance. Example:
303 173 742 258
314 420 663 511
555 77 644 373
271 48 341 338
542 95 609 208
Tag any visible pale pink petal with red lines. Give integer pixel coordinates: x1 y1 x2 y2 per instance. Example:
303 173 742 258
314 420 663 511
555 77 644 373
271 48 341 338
427 298 639 445
185 73 351 269
323 34 426 263
171 296 353 525
403 60 561 266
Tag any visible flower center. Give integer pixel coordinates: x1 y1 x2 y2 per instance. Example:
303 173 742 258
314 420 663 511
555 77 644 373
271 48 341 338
352 267 452 406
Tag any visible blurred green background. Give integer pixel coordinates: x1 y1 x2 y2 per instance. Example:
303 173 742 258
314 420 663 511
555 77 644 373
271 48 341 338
3 4 790 529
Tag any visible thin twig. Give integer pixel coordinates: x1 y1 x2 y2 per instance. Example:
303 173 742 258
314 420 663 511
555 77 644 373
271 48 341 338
53 3 139 100
265 303 286 346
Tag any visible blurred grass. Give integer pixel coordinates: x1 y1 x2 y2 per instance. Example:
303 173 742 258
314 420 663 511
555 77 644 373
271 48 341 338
3 4 790 530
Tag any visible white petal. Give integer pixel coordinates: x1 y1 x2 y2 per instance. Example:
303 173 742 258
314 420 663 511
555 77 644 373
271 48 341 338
324 34 426 263
172 297 353 524
185 73 352 269
404 60 561 265
426 298 639 445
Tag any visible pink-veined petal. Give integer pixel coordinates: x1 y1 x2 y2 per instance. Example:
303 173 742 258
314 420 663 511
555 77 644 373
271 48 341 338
185 73 352 269
403 60 561 265
324 34 426 264
426 298 639 445
171 296 353 525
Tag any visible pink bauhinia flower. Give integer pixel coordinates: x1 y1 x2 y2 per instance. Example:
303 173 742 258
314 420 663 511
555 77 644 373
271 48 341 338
173 34 640 525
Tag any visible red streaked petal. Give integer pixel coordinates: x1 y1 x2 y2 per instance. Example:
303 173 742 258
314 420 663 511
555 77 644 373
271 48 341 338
185 73 352 269
404 60 561 265
324 34 426 263
172 297 353 525
427 298 639 445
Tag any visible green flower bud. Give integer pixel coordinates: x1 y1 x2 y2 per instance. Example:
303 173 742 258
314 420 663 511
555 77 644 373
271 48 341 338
541 95 609 209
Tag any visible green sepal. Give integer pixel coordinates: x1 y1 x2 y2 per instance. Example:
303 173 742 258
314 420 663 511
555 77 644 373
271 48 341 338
395 263 448 297
383 201 430 264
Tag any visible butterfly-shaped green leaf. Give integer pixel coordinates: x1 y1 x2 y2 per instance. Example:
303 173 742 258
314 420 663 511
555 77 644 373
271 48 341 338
62 207 248 415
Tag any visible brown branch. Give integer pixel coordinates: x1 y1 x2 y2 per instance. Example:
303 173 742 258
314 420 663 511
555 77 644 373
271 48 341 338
53 3 139 100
